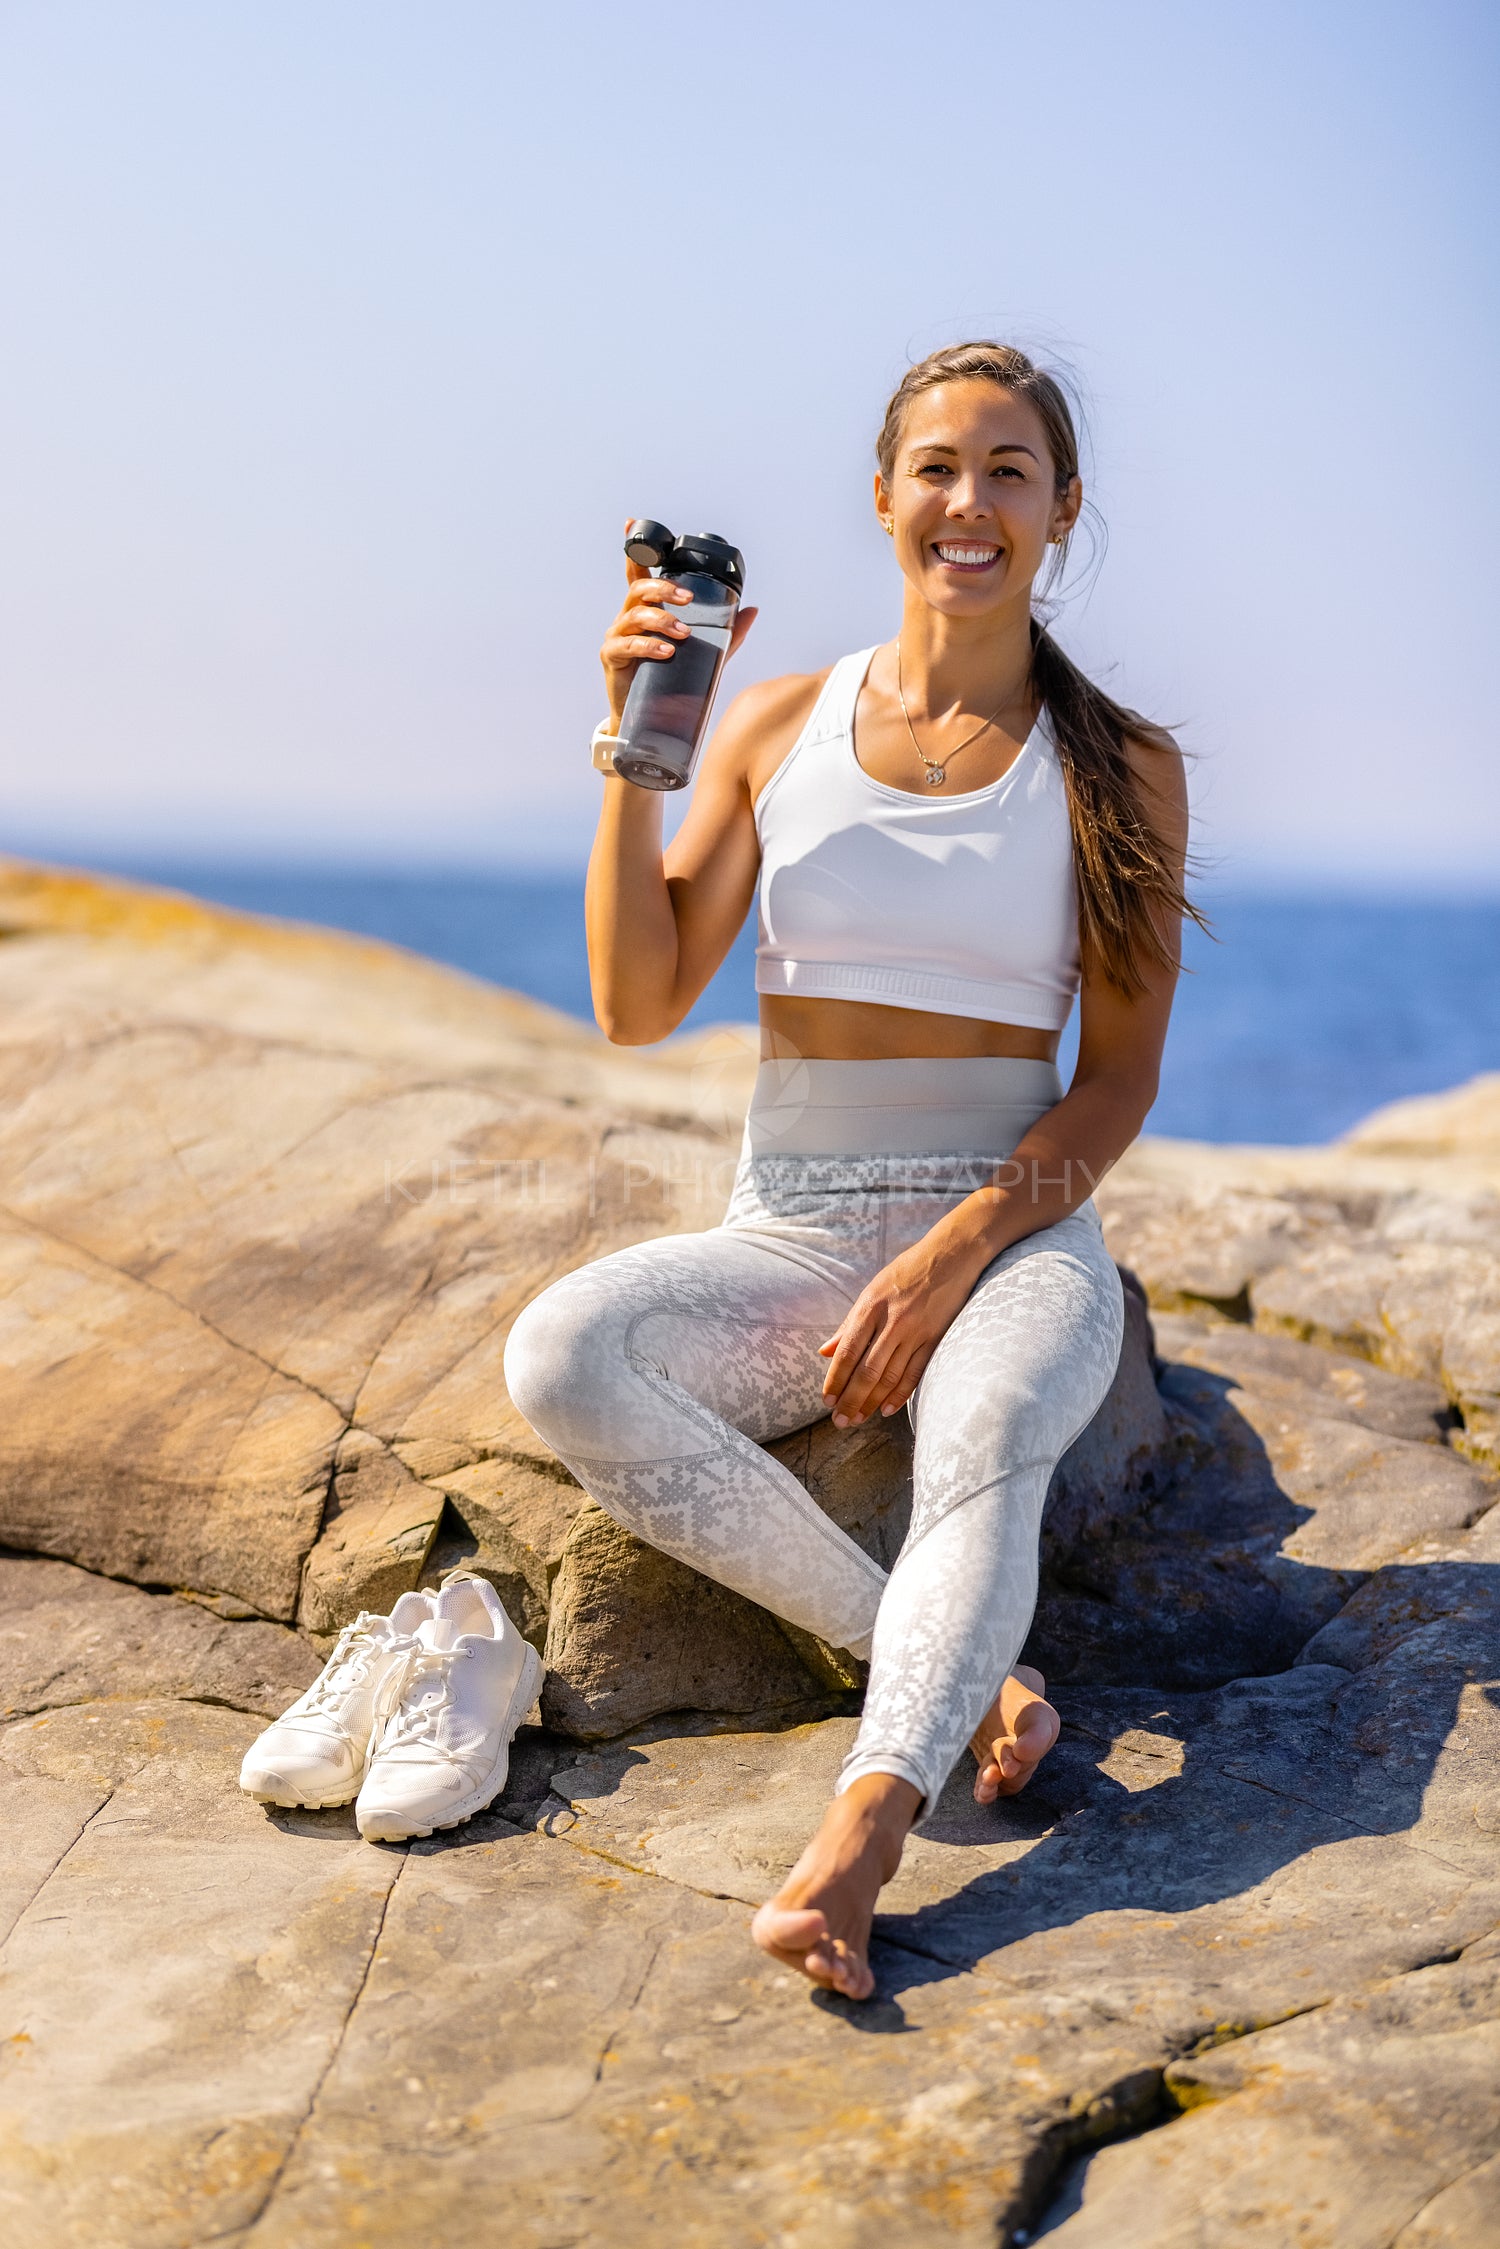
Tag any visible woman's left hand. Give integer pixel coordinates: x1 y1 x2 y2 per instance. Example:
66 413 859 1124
818 1227 987 1427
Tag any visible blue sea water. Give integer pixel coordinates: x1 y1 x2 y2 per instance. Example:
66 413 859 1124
85 860 1500 1146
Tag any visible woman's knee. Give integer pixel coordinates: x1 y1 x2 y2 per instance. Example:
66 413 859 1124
502 1274 631 1455
911 1242 1123 1464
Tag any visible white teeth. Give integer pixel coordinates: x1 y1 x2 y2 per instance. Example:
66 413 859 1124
935 544 999 564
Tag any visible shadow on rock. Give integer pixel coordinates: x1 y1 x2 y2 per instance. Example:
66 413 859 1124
1026 1358 1487 1690
871 1555 1500 1999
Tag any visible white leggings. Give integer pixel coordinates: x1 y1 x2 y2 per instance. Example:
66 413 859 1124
503 1059 1125 1818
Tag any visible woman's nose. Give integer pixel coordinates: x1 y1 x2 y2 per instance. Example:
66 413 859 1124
945 478 992 517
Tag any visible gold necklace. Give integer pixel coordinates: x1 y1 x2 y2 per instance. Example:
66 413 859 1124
894 638 1013 788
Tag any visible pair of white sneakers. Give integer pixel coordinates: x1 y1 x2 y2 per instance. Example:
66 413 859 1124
239 1572 542 1842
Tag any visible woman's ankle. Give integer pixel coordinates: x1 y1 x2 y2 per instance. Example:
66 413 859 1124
829 1771 923 1877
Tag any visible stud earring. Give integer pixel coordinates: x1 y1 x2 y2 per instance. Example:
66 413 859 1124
883 519 894 535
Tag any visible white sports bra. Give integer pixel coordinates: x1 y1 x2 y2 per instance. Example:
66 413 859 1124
753 646 1081 1032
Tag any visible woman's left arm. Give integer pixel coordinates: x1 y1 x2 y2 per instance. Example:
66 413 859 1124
819 735 1189 1428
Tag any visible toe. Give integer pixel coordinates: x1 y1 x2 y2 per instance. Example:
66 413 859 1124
750 1904 874 1999
995 1704 1060 1796
1014 1699 1061 1762
800 1930 872 1999
972 1697 1061 1801
823 1942 874 2001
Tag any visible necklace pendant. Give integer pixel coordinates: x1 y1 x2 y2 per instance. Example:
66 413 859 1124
925 765 946 787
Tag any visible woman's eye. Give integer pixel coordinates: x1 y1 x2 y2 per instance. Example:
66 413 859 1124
916 462 951 477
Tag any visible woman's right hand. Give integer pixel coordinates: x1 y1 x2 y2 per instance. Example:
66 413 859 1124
598 531 696 727
599 518 758 727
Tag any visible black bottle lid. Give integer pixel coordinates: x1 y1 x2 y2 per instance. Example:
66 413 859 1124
622 520 744 594
623 519 675 568
669 532 744 595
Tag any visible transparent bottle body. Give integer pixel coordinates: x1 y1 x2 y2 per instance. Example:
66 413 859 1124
612 571 738 791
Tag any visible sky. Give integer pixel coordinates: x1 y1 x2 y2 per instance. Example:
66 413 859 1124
0 1 1495 885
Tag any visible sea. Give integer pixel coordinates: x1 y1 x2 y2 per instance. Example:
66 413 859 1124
86 860 1500 1147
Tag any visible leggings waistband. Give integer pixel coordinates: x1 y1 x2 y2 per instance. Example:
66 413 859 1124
744 1055 1063 1158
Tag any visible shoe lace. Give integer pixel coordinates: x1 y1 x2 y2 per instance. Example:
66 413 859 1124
303 1615 405 1723
374 1642 471 1758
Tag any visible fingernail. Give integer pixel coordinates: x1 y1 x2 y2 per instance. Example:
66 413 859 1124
881 1402 898 1415
832 1414 848 1428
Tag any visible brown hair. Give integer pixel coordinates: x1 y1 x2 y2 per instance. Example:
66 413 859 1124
878 341 1209 996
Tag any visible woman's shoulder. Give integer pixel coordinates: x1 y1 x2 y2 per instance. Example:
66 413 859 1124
710 660 852 803
720 665 832 741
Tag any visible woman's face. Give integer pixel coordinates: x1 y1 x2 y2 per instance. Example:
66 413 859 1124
876 379 1082 617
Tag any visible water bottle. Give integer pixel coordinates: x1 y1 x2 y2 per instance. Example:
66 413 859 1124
612 520 745 791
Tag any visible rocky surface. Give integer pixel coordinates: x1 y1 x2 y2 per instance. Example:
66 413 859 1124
1094 1087 1500 1474
0 861 1497 2245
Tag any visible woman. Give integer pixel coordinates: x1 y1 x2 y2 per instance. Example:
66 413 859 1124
504 341 1195 2001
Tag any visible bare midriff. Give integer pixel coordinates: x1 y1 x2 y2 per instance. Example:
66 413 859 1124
758 995 1061 1064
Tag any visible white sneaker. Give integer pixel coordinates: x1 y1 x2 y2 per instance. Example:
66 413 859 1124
355 1574 543 1842
239 1591 436 1808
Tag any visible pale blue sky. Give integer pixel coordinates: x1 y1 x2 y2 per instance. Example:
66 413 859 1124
1 1 1495 882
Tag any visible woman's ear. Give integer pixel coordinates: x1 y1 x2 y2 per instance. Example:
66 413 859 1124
873 471 895 537
1050 474 1084 544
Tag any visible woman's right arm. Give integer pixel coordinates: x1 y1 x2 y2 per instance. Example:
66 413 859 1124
585 543 813 1045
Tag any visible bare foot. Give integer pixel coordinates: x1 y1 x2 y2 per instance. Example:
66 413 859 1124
970 1663 1060 1804
750 1772 921 2001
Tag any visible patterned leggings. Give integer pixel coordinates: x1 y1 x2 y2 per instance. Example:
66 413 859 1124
504 1087 1125 1820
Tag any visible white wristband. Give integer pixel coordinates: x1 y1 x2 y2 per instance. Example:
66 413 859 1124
591 719 620 774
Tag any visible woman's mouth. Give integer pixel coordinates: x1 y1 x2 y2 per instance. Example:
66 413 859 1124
931 541 1003 573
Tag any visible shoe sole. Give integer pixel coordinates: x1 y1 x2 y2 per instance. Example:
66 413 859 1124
242 1775 364 1810
356 1643 543 1843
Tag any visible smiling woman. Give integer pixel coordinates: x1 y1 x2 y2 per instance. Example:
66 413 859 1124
503 339 1204 2006
871 344 1205 989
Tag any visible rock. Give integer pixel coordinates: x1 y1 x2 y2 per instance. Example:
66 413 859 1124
1096 1095 1500 1478
0 862 745 1645
1254 1240 1500 1472
1096 1099 1500 1478
1203 1385 1490 1572
1092 1180 1332 1314
1342 1069 1500 1169
0 1767 105 1949
539 1504 833 1738
3 863 1500 2241
412 1450 586 1647
7 1517 1495 2249
1393 2150 1500 2247
1024 1337 1493 1694
0 1214 339 1621
298 1428 443 1640
188 1753 1500 2249
1150 1309 1456 1446
0 1695 399 2247
1296 1486 1500 1672
546 1716 1052 1911
1042 1276 1172 1547
1039 1947 1500 2247
0 1554 319 1719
